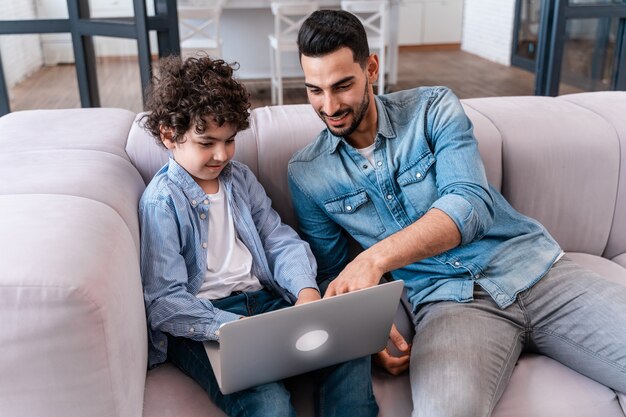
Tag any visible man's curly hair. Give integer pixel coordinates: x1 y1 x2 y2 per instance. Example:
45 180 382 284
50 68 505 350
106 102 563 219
142 55 250 147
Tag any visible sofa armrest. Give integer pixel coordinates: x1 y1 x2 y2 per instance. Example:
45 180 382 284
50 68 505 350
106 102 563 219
0 195 147 417
0 108 148 417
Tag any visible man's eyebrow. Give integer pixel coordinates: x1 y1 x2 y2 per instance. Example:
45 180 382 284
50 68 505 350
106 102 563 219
304 76 355 90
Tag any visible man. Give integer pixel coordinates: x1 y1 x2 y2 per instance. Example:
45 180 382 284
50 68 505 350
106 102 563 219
287 9 626 417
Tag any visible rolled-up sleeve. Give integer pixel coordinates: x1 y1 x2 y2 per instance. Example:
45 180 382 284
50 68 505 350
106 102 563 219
426 87 494 245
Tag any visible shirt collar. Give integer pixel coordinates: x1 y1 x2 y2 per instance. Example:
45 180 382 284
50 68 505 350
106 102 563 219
165 157 233 205
327 95 397 153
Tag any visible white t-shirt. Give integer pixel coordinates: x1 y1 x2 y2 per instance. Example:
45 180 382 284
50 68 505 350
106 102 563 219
355 142 377 167
196 180 263 300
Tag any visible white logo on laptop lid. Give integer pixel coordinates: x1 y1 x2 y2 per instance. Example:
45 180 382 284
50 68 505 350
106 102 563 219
295 329 329 352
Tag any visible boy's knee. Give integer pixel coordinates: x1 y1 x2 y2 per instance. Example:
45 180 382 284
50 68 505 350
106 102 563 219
316 357 377 417
227 382 294 417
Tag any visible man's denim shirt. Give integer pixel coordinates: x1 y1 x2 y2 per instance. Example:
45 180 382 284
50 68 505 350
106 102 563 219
288 86 562 313
140 158 317 367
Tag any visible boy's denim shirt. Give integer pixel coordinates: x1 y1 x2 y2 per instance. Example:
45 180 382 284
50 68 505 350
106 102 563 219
288 86 562 313
140 158 318 367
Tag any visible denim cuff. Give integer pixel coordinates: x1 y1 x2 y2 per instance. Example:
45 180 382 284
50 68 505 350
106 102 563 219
286 276 320 301
431 194 478 245
207 309 243 340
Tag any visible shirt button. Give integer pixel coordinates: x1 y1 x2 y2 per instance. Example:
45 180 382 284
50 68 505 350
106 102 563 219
159 341 165 347
363 164 368 169
200 213 207 219
377 161 383 167
191 200 197 205
204 200 209 205
346 205 352 211
189 327 194 333
454 261 461 266
386 194 393 200
202 242 208 249
416 172 422 179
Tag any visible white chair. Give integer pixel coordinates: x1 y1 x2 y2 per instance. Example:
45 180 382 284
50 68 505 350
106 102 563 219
178 0 226 59
341 0 388 94
269 1 319 105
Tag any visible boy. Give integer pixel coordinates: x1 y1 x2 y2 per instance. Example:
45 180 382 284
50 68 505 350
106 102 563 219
139 55 378 417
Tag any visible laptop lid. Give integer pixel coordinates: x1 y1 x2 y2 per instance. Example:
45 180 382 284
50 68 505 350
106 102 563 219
204 280 404 394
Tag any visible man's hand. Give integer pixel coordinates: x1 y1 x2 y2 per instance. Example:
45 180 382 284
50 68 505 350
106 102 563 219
325 208 461 299
324 254 385 297
373 324 411 375
295 287 321 305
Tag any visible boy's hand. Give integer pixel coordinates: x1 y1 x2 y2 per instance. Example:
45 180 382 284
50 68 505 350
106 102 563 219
295 288 321 305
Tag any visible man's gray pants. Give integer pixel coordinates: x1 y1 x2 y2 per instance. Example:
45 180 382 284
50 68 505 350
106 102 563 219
410 257 626 417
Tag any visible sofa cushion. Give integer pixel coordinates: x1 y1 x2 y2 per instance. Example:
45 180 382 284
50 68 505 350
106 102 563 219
144 365 318 417
493 354 624 417
368 353 626 417
146 350 625 417
462 95 621 256
234 104 325 228
127 102 505 233
567 252 626 287
0 149 145 250
461 103 503 191
558 92 626 261
126 114 260 186
0 108 136 159
144 364 224 417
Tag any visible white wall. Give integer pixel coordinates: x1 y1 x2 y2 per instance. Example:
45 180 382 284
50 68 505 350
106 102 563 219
461 0 516 66
0 0 44 88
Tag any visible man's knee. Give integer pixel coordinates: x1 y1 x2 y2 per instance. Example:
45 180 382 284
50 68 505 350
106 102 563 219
411 388 494 417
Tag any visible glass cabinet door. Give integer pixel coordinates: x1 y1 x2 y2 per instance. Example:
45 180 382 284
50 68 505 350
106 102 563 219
512 0 626 95
513 0 542 68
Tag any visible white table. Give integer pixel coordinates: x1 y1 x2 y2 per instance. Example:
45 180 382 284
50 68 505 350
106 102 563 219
219 0 399 84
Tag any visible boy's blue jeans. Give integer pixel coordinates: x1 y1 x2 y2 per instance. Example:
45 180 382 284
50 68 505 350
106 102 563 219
167 288 378 417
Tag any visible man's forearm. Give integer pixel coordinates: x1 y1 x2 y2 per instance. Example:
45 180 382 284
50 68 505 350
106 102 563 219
366 208 461 274
325 208 463 297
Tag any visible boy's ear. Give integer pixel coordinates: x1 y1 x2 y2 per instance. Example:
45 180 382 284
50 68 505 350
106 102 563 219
159 125 176 150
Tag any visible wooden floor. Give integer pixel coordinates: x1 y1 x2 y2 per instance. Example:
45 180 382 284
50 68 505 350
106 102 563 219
8 48 583 114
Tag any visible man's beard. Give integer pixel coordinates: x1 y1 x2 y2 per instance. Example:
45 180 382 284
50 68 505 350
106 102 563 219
320 80 370 139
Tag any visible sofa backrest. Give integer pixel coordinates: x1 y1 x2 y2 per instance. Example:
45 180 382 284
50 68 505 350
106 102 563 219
126 92 626 268
462 92 626 265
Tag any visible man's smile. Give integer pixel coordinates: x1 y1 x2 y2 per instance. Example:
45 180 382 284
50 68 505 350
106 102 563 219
323 110 351 126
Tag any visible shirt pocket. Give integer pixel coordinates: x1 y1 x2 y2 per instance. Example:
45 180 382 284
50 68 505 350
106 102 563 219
323 189 386 238
396 152 438 216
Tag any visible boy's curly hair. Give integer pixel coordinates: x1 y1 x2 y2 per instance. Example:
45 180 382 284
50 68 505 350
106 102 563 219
142 55 250 147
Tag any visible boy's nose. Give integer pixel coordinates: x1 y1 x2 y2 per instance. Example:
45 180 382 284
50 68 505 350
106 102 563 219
213 144 228 161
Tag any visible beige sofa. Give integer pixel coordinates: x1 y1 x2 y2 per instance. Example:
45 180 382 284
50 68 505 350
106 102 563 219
1 91 625 417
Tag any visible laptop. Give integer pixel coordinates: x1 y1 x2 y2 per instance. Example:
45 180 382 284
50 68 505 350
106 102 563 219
204 279 404 394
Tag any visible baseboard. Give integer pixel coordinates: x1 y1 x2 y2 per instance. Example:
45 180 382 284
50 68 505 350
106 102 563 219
399 44 461 52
